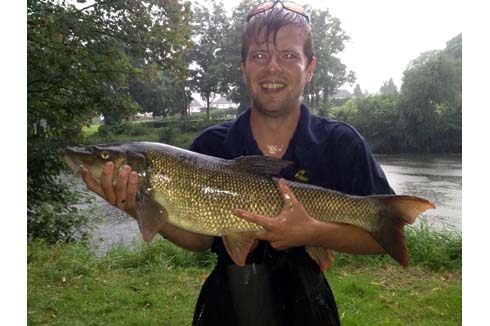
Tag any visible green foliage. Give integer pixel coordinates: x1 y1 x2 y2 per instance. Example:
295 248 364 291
129 66 191 119
379 78 398 94
330 93 402 152
404 219 462 271
188 0 232 120
28 0 192 242
27 175 94 243
327 34 461 153
353 84 363 97
334 217 461 272
399 34 462 152
305 8 356 108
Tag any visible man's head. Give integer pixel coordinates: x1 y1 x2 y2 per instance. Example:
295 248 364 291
241 1 314 66
240 1 316 117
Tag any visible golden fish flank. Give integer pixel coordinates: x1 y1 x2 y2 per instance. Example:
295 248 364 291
64 141 435 270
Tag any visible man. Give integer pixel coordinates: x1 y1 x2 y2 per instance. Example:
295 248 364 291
82 1 394 325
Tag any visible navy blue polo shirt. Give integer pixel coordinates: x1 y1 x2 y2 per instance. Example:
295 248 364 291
190 103 394 263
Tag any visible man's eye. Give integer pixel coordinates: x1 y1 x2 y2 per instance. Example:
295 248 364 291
252 53 266 60
284 53 295 60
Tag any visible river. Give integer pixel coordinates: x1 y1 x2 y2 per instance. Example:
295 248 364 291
376 154 462 232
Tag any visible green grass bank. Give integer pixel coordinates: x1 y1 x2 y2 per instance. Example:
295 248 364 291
28 221 461 325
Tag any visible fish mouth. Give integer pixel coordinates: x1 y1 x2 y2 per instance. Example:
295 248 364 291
63 146 97 172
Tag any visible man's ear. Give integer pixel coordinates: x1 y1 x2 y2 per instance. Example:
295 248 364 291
240 61 247 84
306 56 317 83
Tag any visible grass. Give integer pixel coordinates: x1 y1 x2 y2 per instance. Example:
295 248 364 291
28 221 461 326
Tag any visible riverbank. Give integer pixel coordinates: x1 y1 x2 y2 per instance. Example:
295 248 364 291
27 239 461 325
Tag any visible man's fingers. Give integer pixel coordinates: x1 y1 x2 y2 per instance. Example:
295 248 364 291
277 178 298 206
115 165 131 209
81 166 104 198
233 208 273 230
100 162 117 205
126 171 139 211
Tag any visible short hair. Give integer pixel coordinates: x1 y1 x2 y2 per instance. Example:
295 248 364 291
241 7 314 65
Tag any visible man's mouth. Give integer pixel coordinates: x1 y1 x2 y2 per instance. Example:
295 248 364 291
261 81 286 90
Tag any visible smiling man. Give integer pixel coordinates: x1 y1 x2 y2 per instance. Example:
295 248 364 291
188 2 393 325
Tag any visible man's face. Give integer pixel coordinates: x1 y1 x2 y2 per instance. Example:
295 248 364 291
241 24 316 117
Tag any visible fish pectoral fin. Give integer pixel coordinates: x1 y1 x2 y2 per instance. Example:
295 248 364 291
306 246 335 271
136 191 168 243
222 232 257 266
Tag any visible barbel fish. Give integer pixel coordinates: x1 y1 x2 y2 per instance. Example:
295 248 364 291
64 142 435 270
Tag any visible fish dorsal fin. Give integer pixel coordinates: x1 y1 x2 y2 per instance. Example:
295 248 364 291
228 156 294 177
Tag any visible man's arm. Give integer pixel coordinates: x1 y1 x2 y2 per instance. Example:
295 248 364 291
233 178 384 254
81 161 213 252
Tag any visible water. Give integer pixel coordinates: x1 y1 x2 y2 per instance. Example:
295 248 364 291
376 154 462 232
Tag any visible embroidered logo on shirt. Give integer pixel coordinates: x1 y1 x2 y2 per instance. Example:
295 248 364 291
294 169 309 182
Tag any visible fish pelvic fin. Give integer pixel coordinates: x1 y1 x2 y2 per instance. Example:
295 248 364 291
305 247 334 271
222 232 257 266
136 191 168 243
371 195 435 267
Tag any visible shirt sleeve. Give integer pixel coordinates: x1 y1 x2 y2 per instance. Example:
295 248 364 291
350 140 395 196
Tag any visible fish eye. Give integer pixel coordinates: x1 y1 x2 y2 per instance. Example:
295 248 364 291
101 151 110 160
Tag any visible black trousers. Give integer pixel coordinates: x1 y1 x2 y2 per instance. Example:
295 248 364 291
192 247 340 326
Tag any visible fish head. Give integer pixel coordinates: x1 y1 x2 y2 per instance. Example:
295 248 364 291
64 144 131 182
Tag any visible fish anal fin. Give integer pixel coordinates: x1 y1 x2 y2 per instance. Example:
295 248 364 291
136 191 168 243
222 232 256 266
306 246 335 271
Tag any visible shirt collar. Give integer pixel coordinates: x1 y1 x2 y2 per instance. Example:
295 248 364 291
223 104 318 158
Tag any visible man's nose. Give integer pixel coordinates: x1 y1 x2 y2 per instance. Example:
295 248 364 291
265 55 281 74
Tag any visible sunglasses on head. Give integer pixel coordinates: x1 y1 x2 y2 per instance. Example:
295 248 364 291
246 1 310 24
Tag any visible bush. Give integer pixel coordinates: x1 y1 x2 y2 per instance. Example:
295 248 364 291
28 177 94 243
158 126 178 143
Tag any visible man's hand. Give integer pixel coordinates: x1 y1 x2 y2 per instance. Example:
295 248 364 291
81 162 139 218
233 178 320 250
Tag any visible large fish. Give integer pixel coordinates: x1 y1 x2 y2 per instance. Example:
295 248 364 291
64 142 435 269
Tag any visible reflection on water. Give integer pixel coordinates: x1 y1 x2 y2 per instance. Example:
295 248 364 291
376 154 462 232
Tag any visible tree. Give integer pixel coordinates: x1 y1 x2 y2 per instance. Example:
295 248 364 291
128 66 191 118
399 34 462 152
380 78 398 94
353 84 363 97
330 94 402 152
220 0 255 112
306 8 356 115
27 0 192 242
188 0 231 120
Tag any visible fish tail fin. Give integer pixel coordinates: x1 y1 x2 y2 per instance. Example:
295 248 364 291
136 192 168 243
371 195 435 267
222 233 257 266
305 247 334 271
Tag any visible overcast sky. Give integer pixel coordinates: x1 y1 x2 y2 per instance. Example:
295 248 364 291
215 0 463 93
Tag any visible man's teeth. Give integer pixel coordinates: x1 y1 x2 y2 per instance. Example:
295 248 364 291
262 83 284 89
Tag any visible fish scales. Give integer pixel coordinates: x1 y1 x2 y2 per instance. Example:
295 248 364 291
147 149 280 235
147 149 380 235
